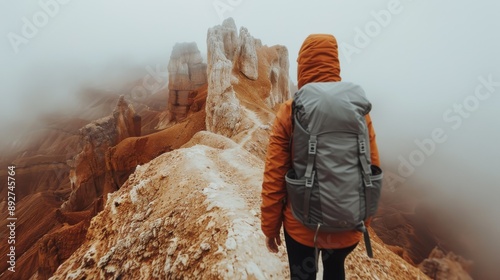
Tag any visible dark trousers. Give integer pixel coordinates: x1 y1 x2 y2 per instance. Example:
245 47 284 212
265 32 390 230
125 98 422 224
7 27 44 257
284 230 358 280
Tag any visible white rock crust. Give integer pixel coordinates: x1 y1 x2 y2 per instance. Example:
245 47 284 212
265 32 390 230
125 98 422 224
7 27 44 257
50 132 287 279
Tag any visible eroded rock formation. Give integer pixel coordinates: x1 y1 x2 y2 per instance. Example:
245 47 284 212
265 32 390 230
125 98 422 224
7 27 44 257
167 42 207 121
267 45 290 108
238 27 259 80
206 19 243 138
62 96 141 212
206 18 290 141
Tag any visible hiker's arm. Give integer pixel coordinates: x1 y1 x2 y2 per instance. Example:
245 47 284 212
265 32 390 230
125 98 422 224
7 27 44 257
261 102 292 238
365 114 380 166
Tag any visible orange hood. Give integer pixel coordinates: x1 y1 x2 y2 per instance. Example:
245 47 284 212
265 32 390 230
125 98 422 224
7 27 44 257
297 34 341 89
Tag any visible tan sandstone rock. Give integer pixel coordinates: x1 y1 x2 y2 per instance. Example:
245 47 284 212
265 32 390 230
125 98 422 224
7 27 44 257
167 42 207 121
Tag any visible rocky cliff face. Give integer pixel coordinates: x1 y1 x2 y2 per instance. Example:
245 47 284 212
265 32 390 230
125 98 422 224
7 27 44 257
167 42 207 121
0 116 84 280
62 96 141 212
0 92 146 280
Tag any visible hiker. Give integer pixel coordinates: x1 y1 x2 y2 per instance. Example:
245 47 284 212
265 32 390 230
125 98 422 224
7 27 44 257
261 34 381 280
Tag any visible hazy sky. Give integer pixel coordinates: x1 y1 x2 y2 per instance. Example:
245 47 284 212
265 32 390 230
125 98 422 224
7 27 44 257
2 0 500 254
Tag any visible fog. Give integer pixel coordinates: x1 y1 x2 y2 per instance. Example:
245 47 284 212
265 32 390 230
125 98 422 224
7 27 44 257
1 0 500 274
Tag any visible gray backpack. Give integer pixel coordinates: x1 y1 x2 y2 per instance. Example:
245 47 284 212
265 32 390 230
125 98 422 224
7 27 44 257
285 81 383 258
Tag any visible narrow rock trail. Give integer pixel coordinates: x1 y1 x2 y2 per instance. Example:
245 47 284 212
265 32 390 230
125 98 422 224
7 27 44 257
238 108 264 148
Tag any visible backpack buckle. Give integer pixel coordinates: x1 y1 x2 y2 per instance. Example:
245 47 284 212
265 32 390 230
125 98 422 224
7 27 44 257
306 171 315 188
359 139 366 154
308 140 317 155
364 176 373 187
306 178 313 187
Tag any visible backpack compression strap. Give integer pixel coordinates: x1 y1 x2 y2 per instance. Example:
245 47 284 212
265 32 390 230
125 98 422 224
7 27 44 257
358 135 374 258
302 135 317 223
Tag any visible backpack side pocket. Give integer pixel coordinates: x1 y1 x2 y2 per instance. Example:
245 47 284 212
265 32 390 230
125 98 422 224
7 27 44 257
366 165 383 217
285 169 307 223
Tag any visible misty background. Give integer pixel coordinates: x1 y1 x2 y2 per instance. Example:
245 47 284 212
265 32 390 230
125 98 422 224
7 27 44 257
1 0 500 270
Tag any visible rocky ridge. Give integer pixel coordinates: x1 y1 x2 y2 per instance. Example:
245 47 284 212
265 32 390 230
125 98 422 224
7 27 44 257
51 130 429 279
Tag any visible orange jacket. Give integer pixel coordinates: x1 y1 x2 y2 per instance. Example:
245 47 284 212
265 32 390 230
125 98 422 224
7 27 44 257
261 34 380 249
